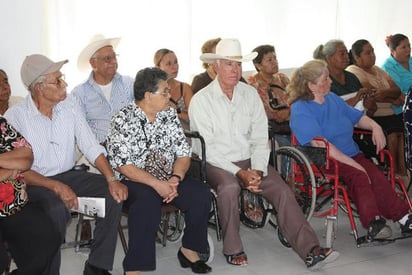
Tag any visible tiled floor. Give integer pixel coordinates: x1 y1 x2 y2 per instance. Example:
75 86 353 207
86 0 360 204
61 201 412 275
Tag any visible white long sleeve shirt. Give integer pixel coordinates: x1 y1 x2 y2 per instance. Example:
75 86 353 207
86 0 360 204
189 78 270 176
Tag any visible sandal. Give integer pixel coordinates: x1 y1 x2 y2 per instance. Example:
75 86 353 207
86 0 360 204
224 251 248 266
305 246 339 271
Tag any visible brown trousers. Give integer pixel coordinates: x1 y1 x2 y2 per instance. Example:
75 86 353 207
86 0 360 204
207 159 319 260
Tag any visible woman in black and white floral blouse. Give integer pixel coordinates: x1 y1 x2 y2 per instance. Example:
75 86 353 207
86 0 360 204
106 67 212 275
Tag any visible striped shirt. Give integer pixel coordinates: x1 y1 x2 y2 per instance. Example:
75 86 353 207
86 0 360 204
71 72 134 142
4 94 105 176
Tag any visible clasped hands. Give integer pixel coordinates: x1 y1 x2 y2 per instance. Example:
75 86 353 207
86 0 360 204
157 176 180 204
236 168 263 193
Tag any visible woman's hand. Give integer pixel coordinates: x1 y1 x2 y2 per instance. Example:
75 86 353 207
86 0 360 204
392 93 405 106
355 88 371 101
371 124 387 154
363 95 377 116
0 168 19 181
155 178 179 203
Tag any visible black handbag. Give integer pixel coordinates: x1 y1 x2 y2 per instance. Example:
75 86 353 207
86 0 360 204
267 84 291 135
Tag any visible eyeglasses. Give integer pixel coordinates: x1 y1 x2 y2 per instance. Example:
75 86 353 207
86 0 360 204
44 74 66 87
93 54 119 63
153 88 171 97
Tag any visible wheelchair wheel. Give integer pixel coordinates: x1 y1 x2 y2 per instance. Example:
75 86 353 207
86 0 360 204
158 210 185 243
277 227 291 248
275 146 317 221
239 190 268 229
199 233 214 264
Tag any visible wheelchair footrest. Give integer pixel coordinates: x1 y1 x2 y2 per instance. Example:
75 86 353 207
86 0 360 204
356 235 395 247
356 231 412 247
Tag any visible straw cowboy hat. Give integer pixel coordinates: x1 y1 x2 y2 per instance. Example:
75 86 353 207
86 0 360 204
200 38 257 63
77 34 120 70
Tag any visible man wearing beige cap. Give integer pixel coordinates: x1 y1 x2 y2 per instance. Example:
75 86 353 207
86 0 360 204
189 38 339 270
5 54 128 275
72 34 134 144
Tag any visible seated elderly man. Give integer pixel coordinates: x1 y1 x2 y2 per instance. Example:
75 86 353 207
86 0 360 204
72 34 134 145
189 38 339 270
5 54 127 275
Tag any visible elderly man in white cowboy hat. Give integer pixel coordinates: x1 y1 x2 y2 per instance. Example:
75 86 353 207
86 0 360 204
5 54 128 275
72 34 134 145
71 35 134 242
189 38 339 270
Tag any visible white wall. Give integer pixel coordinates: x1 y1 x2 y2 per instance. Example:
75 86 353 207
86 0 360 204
1 0 45 97
1 0 412 97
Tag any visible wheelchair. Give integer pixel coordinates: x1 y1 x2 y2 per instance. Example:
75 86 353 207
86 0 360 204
274 131 412 248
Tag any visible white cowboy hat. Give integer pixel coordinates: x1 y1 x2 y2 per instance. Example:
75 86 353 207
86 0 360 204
77 34 120 70
200 38 257 63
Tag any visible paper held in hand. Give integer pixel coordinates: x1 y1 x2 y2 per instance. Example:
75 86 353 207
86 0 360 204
72 197 105 218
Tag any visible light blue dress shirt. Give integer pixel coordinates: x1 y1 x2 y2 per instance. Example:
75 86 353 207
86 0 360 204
4 94 105 177
71 72 134 142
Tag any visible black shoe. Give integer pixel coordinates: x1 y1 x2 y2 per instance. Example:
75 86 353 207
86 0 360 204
400 214 412 234
367 216 392 240
83 261 111 275
177 248 212 274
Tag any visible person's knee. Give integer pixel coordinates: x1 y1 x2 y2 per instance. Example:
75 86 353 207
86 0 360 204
32 198 69 237
218 182 241 200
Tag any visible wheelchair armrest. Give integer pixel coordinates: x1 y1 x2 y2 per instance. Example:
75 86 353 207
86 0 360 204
184 130 201 139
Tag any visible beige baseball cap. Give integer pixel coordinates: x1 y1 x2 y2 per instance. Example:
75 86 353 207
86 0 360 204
20 54 68 89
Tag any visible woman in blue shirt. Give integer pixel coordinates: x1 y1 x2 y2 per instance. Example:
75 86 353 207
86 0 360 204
382 33 412 115
288 59 412 240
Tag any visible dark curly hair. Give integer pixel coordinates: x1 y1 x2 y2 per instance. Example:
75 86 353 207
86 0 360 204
133 67 168 101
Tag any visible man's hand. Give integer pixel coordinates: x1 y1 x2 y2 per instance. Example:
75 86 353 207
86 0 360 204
108 180 128 203
236 169 263 193
52 181 79 210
